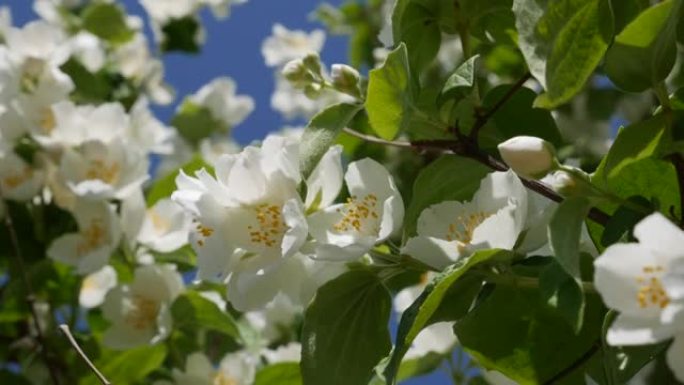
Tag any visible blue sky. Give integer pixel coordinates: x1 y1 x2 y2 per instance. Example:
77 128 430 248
6 1 451 383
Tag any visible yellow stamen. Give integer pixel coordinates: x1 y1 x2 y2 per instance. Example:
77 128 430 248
333 194 380 233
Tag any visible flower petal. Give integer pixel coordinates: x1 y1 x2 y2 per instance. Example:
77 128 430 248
607 313 674 346
402 236 461 270
634 212 684 263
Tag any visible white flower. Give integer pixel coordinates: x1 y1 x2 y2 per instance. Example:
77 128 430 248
304 145 343 211
171 351 257 385
137 198 193 253
0 6 11 40
79 265 117 309
199 135 241 166
244 293 302 343
47 200 121 274
262 24 325 67
498 136 557 179
402 171 527 270
595 214 684 343
271 75 354 120
594 213 684 381
33 101 130 148
188 77 254 129
128 97 175 155
67 32 105 73
262 342 301 364
200 0 248 19
58 139 148 200
101 264 183 349
4 21 68 65
308 158 404 261
377 0 394 47
0 149 44 201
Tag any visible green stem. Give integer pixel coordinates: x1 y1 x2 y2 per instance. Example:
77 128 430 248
654 82 671 112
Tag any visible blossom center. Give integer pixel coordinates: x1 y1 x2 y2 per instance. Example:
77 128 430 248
333 194 380 234
40 108 56 133
445 211 492 246
194 221 215 247
85 159 120 184
247 203 286 248
125 295 159 330
635 265 670 309
148 209 170 234
2 167 34 189
213 371 238 385
77 219 107 256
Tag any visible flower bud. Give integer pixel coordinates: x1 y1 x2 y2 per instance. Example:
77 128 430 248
331 64 361 97
497 136 557 179
282 58 313 88
302 52 323 78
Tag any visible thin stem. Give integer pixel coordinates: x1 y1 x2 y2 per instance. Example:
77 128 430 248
58 325 111 385
654 82 671 112
469 72 532 144
543 340 601 385
670 154 684 227
0 194 61 385
342 127 414 148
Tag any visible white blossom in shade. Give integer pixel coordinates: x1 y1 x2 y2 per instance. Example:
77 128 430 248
171 351 257 385
102 264 183 349
47 200 121 274
199 135 241 166
262 342 302 364
79 265 117 309
377 0 394 47
139 0 198 24
67 31 106 73
137 199 193 253
594 212 684 381
308 158 404 261
33 0 83 26
155 136 195 178
402 171 528 270
173 135 307 281
128 97 175 155
394 273 457 359
4 21 68 65
304 145 343 211
244 293 303 343
261 24 326 67
0 149 44 201
188 77 255 129
58 139 148 200
32 101 130 148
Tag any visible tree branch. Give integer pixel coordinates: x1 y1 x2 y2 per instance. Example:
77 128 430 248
469 72 532 144
543 340 601 385
0 193 61 385
58 325 111 385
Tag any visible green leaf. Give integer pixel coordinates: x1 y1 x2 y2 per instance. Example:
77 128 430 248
81 344 167 385
539 261 586 333
301 269 391 385
383 249 514 384
366 43 417 140
459 0 516 44
439 54 479 104
605 0 682 92
588 158 679 252
404 155 490 238
60 59 113 103
299 103 362 178
255 363 302 385
161 16 201 53
81 2 134 45
513 0 613 108
455 285 604 384
394 2 442 72
146 156 212 206
480 84 563 148
600 196 653 247
548 197 592 281
171 100 226 145
397 352 445 382
171 291 241 339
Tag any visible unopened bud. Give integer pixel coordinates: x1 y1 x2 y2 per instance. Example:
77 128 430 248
331 64 361 97
302 52 323 78
498 136 557 179
304 82 323 99
282 58 313 88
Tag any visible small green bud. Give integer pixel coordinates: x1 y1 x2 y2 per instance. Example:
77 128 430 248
330 64 361 97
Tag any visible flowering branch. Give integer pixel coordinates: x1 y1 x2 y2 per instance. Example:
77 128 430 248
58 325 111 385
0 192 61 385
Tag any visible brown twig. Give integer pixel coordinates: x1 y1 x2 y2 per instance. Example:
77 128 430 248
469 72 533 144
0 194 61 385
543 340 601 385
58 325 111 385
